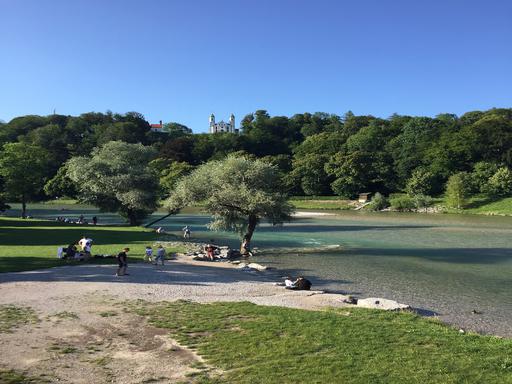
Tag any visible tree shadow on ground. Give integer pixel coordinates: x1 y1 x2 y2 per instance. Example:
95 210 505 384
464 195 499 209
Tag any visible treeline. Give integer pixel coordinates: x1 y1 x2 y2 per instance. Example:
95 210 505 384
1 108 512 210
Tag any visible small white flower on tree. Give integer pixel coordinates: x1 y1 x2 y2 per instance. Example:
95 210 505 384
165 155 294 250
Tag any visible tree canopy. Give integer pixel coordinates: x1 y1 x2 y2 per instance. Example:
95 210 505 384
165 155 294 246
66 141 159 225
0 143 51 217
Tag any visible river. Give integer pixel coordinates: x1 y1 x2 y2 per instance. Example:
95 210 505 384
6 204 512 336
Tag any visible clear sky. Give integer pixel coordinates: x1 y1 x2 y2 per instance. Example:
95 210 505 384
1 0 511 132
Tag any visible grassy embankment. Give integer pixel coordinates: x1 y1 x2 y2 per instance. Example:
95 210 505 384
131 300 512 384
291 195 512 215
0 217 184 273
290 196 352 210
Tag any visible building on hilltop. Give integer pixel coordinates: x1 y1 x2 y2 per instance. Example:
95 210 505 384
150 120 164 133
209 113 238 133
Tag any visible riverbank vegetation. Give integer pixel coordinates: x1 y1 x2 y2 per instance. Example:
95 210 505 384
133 300 512 383
1 108 512 222
0 217 183 273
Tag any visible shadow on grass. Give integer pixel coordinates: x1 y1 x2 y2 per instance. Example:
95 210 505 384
0 218 157 246
465 196 500 209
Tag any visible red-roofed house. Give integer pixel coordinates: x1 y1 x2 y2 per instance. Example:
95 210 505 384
150 120 164 133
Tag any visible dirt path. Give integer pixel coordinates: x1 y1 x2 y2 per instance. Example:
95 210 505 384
0 259 349 383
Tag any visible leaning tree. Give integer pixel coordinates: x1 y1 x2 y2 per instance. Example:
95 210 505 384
165 155 294 249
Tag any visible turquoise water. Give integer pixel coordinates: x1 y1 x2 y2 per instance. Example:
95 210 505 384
5 204 512 336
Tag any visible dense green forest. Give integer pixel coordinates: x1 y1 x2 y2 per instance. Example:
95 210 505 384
1 108 512 216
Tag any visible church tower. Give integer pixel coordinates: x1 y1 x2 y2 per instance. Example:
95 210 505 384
209 113 215 133
229 114 235 133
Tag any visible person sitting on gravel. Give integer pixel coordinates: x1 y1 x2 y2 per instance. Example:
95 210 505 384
285 276 312 291
284 276 296 288
294 276 312 290
204 244 217 261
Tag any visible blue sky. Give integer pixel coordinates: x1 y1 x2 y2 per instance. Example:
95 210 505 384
0 0 511 132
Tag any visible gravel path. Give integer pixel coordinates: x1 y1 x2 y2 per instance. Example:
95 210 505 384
0 259 352 383
0 258 350 311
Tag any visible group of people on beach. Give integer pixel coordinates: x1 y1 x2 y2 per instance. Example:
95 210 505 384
116 245 168 276
56 215 98 225
61 235 93 260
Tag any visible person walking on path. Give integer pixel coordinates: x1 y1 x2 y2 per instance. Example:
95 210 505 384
155 245 166 266
116 247 130 276
92 216 98 225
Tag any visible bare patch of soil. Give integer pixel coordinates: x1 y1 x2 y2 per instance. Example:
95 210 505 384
0 294 205 383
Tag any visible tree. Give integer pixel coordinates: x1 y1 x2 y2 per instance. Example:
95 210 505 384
165 155 293 248
0 143 51 217
67 141 158 225
290 154 332 195
44 164 78 199
159 161 195 198
445 173 469 209
472 161 500 193
485 167 512 197
406 168 436 196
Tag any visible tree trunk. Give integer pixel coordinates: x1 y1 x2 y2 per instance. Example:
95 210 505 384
127 210 138 226
21 195 26 219
241 214 258 252
144 211 177 228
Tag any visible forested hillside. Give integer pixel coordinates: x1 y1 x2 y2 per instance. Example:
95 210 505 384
1 108 511 206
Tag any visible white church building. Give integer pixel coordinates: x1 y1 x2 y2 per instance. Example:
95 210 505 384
209 113 238 133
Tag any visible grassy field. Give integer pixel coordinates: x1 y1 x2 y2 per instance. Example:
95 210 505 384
290 196 352 210
0 217 183 273
290 194 512 215
133 300 512 384
462 195 512 215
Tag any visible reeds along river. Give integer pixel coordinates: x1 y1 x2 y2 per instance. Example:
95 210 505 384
7 204 512 337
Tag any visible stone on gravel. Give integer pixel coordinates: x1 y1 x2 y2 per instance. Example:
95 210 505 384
357 297 410 311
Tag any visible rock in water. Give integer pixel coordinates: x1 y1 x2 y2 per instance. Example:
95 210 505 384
247 263 268 271
357 297 410 311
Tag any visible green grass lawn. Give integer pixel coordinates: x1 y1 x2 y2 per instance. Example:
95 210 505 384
133 300 512 384
290 196 352 210
462 195 512 215
0 217 183 273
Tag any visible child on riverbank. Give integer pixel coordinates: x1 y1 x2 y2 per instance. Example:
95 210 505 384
155 245 166 266
144 246 153 263
116 248 130 276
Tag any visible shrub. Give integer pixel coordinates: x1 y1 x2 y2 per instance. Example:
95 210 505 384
484 167 512 197
366 192 389 211
389 195 416 211
472 161 499 193
413 194 434 212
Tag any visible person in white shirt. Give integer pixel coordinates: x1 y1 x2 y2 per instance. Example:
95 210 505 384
78 235 93 256
284 276 296 288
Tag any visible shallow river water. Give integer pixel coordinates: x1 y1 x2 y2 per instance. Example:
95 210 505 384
7 205 512 336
